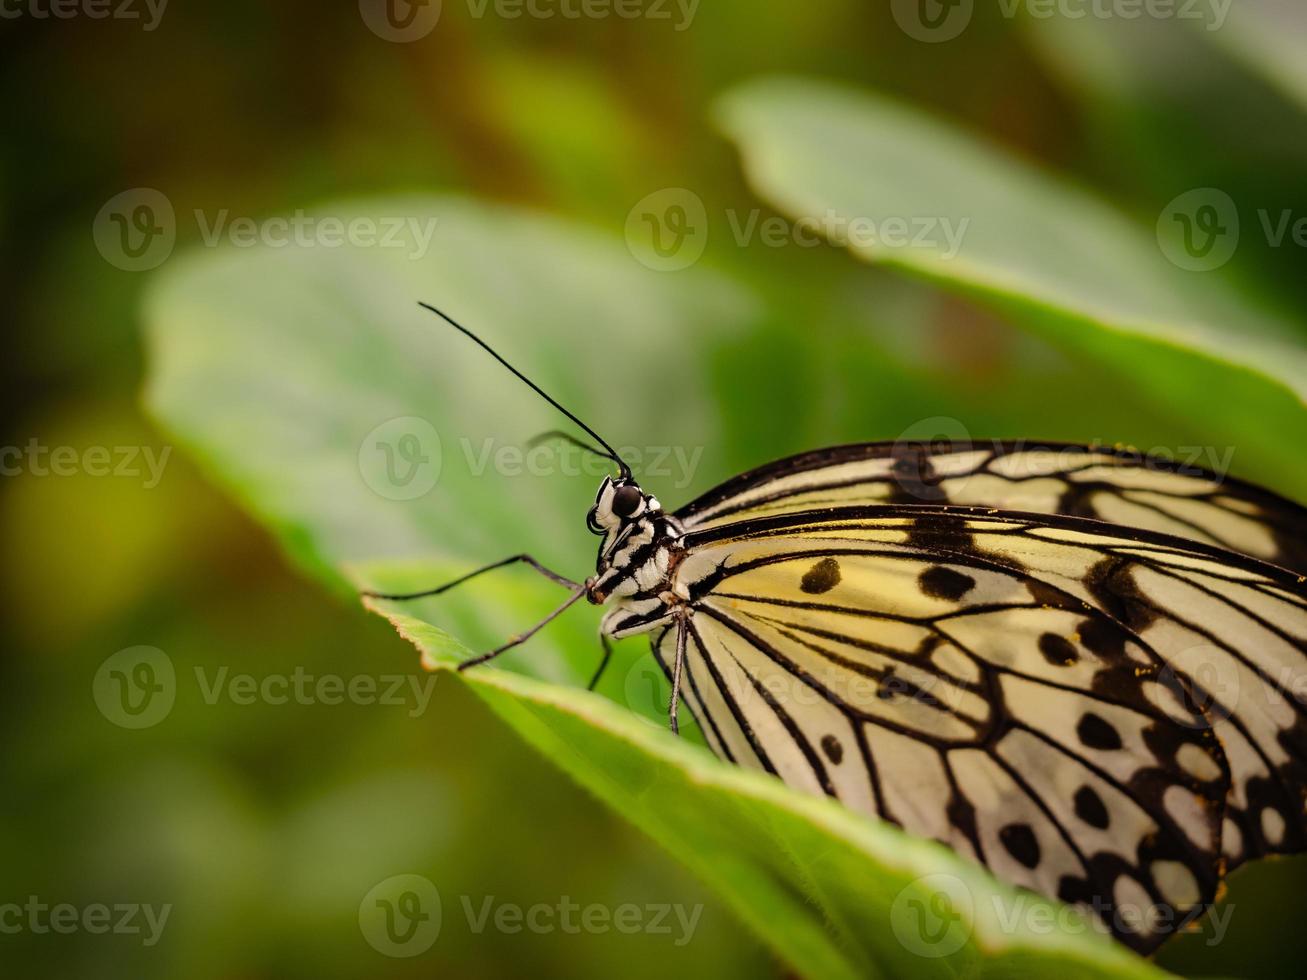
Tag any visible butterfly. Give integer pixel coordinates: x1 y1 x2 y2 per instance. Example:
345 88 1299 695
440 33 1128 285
364 304 1307 954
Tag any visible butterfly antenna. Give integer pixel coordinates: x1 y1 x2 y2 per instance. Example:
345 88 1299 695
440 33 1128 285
418 302 632 480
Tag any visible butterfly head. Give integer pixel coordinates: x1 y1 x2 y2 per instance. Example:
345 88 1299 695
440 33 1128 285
586 476 660 536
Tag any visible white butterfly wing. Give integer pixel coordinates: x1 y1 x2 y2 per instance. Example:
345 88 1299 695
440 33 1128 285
653 505 1307 952
679 442 1307 575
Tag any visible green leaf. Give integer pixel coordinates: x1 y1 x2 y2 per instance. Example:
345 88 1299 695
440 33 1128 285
1212 1 1307 115
715 77 1307 500
144 195 1169 979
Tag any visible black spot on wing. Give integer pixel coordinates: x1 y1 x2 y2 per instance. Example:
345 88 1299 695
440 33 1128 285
998 822 1041 869
1057 481 1101 520
1025 578 1071 608
820 734 844 765
919 565 976 601
1268 523 1307 578
1077 712 1124 751
1077 616 1127 659
1085 557 1158 633
1038 632 1080 667
1073 785 1111 829
800 557 842 594
947 791 982 862
1057 875 1093 907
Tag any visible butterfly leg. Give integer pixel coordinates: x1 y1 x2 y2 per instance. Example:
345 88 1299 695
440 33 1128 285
587 634 614 691
668 613 688 735
361 554 580 600
455 587 587 672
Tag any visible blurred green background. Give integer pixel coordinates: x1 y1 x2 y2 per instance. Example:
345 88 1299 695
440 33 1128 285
4 2 1307 977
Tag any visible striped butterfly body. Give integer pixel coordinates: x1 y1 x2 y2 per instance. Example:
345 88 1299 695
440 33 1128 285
368 307 1307 956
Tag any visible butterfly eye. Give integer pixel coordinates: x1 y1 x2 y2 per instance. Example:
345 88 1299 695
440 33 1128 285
610 484 643 519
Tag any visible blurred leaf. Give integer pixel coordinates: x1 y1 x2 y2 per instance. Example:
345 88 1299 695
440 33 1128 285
1020 14 1307 321
374 607 1168 980
145 195 1169 980
483 52 655 216
1214 0 1307 114
715 77 1307 499
0 402 202 647
145 195 754 585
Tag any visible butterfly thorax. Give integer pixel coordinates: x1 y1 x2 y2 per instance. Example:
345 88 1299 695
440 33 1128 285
584 476 688 638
